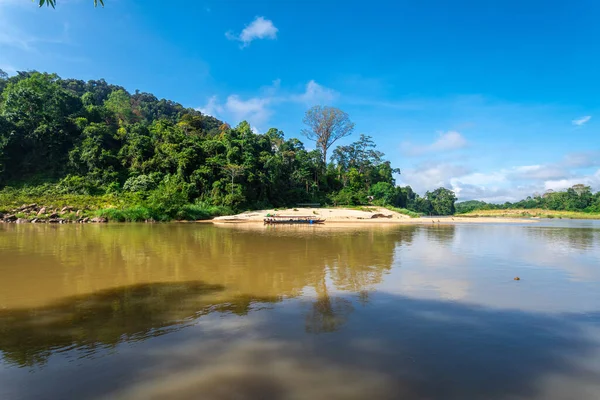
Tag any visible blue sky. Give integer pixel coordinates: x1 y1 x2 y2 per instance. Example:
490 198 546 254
1 0 599 201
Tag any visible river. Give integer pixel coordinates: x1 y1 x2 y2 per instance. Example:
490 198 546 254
0 221 599 399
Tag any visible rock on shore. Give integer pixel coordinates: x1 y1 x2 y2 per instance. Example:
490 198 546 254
0 204 108 224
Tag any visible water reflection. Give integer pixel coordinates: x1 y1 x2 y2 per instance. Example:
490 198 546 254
525 225 599 251
0 281 278 367
103 294 600 400
306 296 354 334
378 223 600 311
0 224 415 368
0 224 415 309
0 222 599 400
422 224 456 244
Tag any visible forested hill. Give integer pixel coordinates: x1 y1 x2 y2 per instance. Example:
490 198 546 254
0 70 457 220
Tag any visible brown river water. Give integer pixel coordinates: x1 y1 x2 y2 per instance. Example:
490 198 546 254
0 221 599 400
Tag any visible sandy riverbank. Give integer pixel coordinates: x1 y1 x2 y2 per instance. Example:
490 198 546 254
211 207 535 225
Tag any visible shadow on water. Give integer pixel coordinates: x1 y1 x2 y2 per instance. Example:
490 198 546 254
0 281 279 368
105 292 600 400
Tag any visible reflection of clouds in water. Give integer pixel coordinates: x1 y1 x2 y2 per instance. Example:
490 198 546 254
195 313 263 335
520 227 600 281
476 226 599 281
395 272 470 300
379 224 600 313
107 294 600 400
110 339 407 400
381 226 471 301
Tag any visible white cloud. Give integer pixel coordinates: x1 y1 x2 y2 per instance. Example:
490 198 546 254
401 131 468 156
196 79 336 130
452 171 507 186
563 151 600 168
430 131 468 151
196 96 224 118
224 95 272 127
226 16 278 47
292 80 337 105
399 162 471 195
572 115 591 126
544 169 600 192
196 94 271 127
508 164 569 180
399 149 600 202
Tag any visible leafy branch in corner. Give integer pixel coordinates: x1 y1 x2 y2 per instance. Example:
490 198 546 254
36 0 104 8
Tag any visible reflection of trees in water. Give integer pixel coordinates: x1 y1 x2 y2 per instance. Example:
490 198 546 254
525 227 598 251
0 224 416 306
422 225 456 245
0 225 417 365
306 296 354 334
305 276 355 334
299 227 416 334
357 290 371 306
0 281 278 368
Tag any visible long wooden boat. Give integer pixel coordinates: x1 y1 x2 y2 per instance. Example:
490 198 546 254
264 215 325 225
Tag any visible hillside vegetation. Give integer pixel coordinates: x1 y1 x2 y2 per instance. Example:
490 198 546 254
0 70 458 221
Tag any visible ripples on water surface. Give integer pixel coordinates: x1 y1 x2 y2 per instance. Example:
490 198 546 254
0 221 599 400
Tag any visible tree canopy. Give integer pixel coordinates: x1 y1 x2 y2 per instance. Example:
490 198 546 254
455 185 600 214
302 106 355 164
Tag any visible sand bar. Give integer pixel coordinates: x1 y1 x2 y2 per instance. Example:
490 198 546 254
211 207 536 225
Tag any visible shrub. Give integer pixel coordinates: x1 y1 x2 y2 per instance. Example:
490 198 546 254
147 174 192 217
123 173 161 193
57 175 100 195
95 207 154 222
329 188 368 206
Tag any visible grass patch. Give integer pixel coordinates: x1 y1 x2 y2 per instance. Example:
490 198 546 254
94 204 234 222
175 204 233 221
328 205 377 212
386 206 422 218
0 185 234 222
94 207 157 222
0 186 143 211
324 204 422 218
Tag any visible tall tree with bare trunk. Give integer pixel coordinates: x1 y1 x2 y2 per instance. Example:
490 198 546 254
301 106 355 164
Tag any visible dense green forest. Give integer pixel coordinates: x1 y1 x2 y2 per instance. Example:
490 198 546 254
456 184 600 214
0 70 457 221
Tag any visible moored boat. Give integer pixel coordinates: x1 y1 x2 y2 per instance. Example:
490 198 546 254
264 215 325 225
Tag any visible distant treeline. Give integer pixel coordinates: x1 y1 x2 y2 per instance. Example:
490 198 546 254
456 184 600 214
0 70 457 219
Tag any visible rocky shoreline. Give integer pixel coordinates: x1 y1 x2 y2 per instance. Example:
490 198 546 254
0 203 108 224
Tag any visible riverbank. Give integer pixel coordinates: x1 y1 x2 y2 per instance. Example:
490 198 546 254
0 201 231 224
213 207 535 224
0 200 543 225
459 209 600 220
0 189 233 223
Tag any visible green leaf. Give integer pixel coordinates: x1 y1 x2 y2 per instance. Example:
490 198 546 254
37 0 56 8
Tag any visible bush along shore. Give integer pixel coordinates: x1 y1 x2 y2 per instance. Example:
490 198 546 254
0 201 233 224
